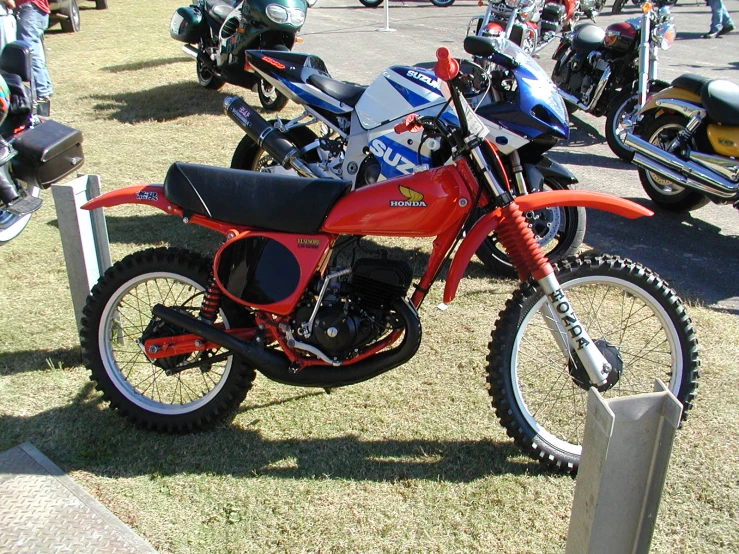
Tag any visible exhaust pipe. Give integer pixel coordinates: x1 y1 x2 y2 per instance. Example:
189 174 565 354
223 96 327 178
151 303 422 388
623 132 739 200
181 44 198 60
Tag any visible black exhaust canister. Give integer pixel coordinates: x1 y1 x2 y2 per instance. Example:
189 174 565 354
224 96 299 168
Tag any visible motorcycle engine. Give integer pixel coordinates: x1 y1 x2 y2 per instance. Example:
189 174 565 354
291 258 414 361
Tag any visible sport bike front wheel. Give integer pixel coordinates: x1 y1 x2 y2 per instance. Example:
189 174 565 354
487 254 699 474
80 247 256 432
474 178 586 278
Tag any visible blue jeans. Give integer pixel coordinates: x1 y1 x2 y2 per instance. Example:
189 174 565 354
708 0 734 33
16 3 52 98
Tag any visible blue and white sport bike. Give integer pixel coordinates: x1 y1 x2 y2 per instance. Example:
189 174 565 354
230 35 585 275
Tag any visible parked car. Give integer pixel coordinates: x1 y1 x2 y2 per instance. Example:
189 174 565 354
49 0 107 33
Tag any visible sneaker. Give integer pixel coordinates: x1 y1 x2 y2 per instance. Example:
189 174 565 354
718 24 735 36
703 31 719 38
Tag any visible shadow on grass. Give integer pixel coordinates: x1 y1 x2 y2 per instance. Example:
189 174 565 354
0 346 82 376
0 385 549 482
86 82 239 124
101 57 192 74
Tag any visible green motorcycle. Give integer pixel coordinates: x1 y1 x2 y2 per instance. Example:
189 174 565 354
170 0 307 111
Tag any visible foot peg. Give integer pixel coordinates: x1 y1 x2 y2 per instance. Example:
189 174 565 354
4 195 42 216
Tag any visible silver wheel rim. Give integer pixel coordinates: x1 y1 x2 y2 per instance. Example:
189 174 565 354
612 95 638 152
510 274 683 457
98 271 232 415
645 122 688 195
260 80 278 103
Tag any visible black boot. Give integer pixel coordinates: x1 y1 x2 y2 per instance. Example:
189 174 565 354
0 154 41 216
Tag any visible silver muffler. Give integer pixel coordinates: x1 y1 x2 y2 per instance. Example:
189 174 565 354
623 132 739 200
181 44 198 59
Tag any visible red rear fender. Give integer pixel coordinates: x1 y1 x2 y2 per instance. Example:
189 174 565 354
82 184 176 214
443 191 653 303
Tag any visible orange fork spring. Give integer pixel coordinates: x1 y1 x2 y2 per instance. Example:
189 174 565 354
495 203 554 282
199 277 222 323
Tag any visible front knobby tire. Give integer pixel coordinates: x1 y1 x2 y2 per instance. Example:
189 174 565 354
486 254 699 474
474 179 586 278
80 247 256 432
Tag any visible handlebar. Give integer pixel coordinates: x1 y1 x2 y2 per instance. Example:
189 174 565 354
394 114 424 135
434 47 460 82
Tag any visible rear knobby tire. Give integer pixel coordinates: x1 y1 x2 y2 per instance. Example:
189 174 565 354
637 114 710 212
486 254 699 474
80 247 256 432
474 178 586 278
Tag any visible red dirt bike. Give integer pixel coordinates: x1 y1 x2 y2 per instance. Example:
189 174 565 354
79 46 698 474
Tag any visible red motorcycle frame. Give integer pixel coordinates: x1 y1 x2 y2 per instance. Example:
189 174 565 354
84 154 651 369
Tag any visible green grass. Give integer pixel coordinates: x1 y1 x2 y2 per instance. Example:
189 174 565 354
0 1 737 553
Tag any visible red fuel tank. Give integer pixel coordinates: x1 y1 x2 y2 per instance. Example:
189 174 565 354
604 21 638 53
321 165 473 238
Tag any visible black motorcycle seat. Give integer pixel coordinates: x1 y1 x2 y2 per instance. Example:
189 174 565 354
572 24 605 51
701 79 739 126
671 74 712 96
204 0 233 24
163 162 350 234
307 74 367 107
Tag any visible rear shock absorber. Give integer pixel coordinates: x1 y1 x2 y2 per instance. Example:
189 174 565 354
199 275 222 324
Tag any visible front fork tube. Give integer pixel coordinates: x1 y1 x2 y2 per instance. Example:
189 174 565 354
537 273 610 387
509 151 527 196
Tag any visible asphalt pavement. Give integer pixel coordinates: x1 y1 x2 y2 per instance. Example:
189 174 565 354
297 0 739 313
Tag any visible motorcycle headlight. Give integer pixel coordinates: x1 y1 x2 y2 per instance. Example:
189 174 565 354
653 22 675 50
266 4 305 26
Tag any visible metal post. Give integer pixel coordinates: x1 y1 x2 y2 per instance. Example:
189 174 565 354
376 0 396 32
566 380 683 554
51 175 111 332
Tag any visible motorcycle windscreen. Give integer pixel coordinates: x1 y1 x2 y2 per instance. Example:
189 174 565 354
477 38 570 141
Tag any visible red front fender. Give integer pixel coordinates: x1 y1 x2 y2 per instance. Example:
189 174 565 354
82 184 176 214
443 191 653 303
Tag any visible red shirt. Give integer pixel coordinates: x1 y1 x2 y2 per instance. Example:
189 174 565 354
16 0 50 15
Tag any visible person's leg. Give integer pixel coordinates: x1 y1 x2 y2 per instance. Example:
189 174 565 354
16 5 52 98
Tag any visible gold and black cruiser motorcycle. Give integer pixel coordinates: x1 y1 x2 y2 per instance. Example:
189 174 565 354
622 74 739 212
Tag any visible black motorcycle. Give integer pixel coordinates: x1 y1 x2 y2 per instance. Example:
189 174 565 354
551 1 675 160
170 0 308 112
0 41 84 244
